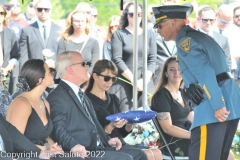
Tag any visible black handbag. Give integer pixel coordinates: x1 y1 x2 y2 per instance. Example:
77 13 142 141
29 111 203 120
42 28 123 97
181 84 205 108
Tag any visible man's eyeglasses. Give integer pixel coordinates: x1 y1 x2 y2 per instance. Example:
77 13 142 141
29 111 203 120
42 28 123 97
97 73 118 83
218 14 231 24
70 61 91 67
37 8 50 13
234 15 240 19
201 18 215 23
0 12 6 16
127 12 142 18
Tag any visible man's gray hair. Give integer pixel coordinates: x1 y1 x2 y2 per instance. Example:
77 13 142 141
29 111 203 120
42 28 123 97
55 51 80 78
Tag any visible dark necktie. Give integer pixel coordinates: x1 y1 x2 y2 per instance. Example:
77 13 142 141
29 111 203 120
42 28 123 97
43 25 47 44
78 88 104 148
219 29 223 34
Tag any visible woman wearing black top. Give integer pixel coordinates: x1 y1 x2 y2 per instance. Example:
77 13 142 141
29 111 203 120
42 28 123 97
85 59 162 160
151 57 193 157
110 2 156 111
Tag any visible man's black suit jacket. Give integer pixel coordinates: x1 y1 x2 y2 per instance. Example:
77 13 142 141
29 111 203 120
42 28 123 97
0 114 41 159
19 21 61 69
47 81 110 152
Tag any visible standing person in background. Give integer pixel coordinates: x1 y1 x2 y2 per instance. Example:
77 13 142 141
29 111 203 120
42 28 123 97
103 15 120 60
57 9 100 74
233 6 240 29
19 0 61 70
0 4 19 94
110 2 156 111
9 0 29 40
214 4 240 83
196 5 232 70
232 6 240 85
153 5 240 159
20 0 37 24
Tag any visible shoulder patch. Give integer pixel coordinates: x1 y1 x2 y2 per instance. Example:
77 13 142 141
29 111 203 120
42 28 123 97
179 38 191 53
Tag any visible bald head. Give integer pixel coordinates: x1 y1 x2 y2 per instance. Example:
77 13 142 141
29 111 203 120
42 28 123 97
216 4 233 30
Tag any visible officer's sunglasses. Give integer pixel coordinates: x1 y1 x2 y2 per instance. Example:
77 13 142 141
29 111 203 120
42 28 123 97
37 8 50 13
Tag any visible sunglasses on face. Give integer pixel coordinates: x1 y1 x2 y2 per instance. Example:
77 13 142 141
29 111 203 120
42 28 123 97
5 7 11 11
218 14 231 24
201 18 215 23
127 12 142 18
97 73 117 83
0 12 6 16
70 61 92 67
234 15 240 19
37 8 50 13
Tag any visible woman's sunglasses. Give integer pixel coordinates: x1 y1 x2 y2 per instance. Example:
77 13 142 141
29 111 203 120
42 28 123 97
127 12 142 18
97 73 117 83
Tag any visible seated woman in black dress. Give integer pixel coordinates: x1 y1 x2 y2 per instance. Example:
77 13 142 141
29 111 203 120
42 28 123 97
151 57 193 157
6 59 62 152
85 59 162 160
150 57 235 159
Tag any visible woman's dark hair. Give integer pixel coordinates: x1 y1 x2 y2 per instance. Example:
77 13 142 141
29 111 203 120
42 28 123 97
19 59 46 91
85 59 118 93
119 2 142 29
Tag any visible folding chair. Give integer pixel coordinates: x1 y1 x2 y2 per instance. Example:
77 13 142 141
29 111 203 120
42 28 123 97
152 117 189 160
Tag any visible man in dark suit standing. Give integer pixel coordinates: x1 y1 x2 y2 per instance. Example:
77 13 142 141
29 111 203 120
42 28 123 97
19 0 60 69
47 51 147 160
196 5 232 70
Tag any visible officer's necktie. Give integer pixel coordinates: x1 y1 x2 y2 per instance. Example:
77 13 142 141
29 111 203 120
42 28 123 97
43 25 47 44
78 88 104 148
0 135 5 152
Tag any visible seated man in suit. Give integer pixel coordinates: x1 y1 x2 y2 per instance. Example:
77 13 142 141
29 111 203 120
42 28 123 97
47 51 147 160
0 113 61 160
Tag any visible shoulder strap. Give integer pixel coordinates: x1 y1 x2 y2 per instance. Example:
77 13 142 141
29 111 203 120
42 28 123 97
79 36 90 53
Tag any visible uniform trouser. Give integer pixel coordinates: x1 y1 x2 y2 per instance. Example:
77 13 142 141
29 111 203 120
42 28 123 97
188 119 239 160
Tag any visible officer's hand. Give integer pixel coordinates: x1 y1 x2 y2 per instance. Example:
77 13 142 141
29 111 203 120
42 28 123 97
214 107 230 122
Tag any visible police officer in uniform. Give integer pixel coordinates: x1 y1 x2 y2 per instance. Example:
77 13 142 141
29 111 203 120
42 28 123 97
152 5 240 160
